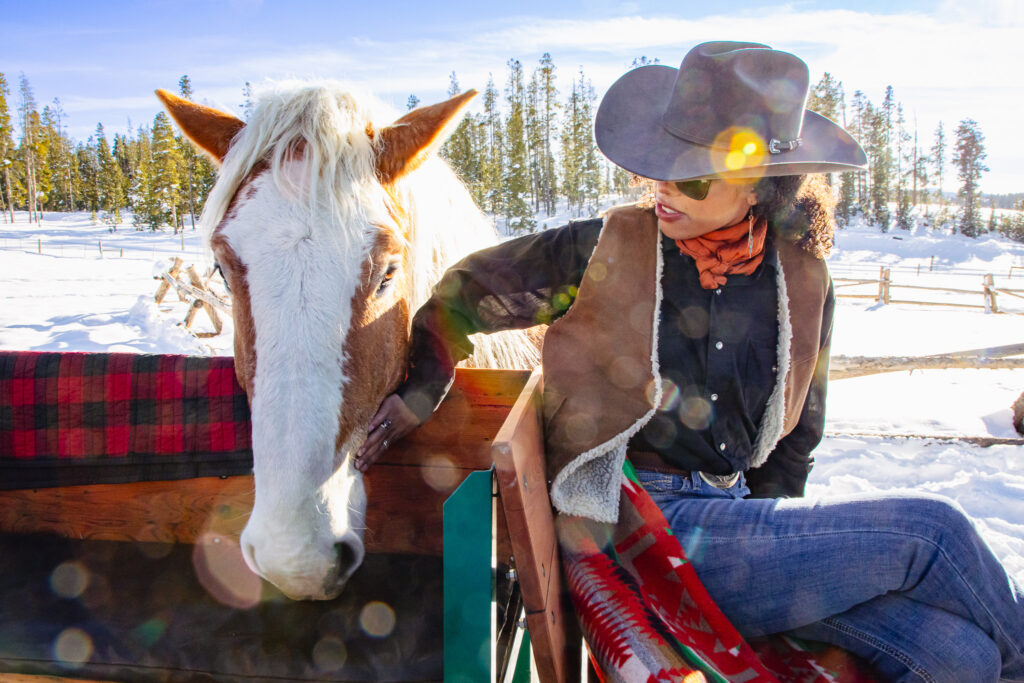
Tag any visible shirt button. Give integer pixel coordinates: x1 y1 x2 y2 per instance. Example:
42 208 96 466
710 393 719 402
715 288 722 295
719 442 726 451
715 341 724 350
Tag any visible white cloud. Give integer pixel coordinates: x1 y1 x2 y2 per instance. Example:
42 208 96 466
37 4 1024 192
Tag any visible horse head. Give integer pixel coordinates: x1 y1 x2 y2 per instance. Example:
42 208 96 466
158 83 488 599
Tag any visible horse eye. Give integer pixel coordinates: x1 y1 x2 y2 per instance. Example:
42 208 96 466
376 263 398 295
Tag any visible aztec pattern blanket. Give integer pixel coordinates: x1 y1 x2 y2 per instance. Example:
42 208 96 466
557 462 876 682
0 351 252 489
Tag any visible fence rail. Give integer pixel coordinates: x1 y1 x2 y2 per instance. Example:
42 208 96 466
834 266 1024 313
0 235 202 259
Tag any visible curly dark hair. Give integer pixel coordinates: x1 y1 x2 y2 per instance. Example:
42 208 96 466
755 174 836 258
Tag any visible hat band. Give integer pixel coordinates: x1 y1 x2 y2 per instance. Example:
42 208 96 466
661 118 803 156
660 117 726 150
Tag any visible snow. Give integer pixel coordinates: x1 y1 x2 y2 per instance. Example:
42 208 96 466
2 209 1023 585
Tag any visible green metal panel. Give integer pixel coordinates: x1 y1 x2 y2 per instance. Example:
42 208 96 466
444 469 493 682
511 628 532 683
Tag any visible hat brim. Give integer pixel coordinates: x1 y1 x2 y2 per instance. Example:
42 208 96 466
595 64 868 181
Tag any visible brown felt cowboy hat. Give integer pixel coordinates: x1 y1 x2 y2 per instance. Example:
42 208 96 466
595 41 867 181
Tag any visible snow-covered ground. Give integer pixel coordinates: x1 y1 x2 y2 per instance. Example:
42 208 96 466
2 209 1024 581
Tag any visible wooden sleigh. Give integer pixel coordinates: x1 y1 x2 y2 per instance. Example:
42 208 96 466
0 352 547 682
0 353 867 682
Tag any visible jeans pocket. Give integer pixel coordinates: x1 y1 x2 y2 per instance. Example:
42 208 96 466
634 470 678 496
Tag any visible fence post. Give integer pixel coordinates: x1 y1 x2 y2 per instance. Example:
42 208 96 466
154 257 185 304
929 255 934 272
37 238 41 254
877 266 891 304
983 274 998 313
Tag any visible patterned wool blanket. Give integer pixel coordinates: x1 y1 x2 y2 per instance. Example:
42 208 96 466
0 351 252 489
557 462 877 682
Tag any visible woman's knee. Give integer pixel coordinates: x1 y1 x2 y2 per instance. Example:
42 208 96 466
881 493 976 543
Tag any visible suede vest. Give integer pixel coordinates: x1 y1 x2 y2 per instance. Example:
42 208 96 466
543 205 830 522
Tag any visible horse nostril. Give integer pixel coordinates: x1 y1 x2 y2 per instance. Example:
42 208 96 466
335 540 358 572
241 540 261 575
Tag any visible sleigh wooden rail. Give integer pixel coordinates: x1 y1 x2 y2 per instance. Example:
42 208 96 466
492 369 582 683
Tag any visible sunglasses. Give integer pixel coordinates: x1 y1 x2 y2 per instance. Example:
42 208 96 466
673 179 713 200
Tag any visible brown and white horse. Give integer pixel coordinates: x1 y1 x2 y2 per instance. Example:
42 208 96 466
157 83 536 600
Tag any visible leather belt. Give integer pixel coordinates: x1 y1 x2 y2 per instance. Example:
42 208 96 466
628 450 689 476
628 450 741 490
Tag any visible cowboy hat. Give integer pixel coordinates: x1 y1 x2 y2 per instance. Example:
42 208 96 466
595 41 867 181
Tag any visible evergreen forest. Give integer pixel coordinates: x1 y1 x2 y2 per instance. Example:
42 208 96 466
2 57 1022 242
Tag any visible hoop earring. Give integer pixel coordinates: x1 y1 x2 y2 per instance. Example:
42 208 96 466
747 208 755 256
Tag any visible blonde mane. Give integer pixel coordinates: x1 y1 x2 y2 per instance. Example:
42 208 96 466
201 80 537 370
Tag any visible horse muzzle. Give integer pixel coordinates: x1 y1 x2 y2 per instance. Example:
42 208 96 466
240 528 366 601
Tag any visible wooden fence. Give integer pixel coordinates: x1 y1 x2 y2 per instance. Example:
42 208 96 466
153 257 230 338
833 266 1024 313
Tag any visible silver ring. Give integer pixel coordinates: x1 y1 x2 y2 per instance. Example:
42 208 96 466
381 418 393 431
381 439 389 450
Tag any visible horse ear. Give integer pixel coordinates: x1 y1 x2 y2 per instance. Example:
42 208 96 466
155 89 245 163
374 89 477 183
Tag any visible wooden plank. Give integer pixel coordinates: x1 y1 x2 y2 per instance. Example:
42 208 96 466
492 370 580 683
0 368 529 557
0 676 115 683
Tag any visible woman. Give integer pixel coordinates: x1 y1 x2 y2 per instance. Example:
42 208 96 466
357 42 1023 681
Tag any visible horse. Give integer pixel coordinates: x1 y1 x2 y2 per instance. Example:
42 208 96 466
157 82 538 600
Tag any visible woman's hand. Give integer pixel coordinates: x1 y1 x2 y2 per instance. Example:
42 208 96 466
354 394 421 472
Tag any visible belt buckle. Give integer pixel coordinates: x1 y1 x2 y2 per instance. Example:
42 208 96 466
698 471 741 490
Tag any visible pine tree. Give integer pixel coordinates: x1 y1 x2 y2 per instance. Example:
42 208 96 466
149 111 183 229
76 138 100 214
480 75 504 217
439 71 484 207
894 104 913 230
176 75 204 229
525 70 543 212
865 104 891 231
406 94 420 111
17 75 41 222
808 73 844 122
560 68 600 217
931 122 946 205
130 125 153 229
0 74 13 222
953 118 988 237
96 123 125 227
535 53 559 216
502 59 535 234
849 90 870 209
42 99 76 212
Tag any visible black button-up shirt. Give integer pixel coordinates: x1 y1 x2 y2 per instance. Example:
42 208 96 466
397 217 831 497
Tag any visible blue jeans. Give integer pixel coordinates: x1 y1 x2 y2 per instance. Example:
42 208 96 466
635 469 1024 682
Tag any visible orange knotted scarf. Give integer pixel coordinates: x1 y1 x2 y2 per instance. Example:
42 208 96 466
674 213 768 289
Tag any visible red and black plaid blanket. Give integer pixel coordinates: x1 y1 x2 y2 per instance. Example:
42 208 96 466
0 351 252 489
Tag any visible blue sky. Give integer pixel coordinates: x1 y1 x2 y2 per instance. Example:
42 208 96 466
4 0 1023 193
